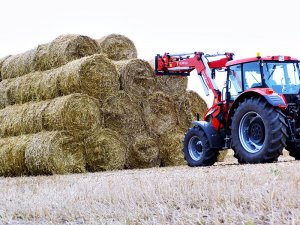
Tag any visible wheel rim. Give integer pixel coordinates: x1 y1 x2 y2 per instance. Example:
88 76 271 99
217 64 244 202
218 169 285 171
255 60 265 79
188 136 203 161
239 111 265 154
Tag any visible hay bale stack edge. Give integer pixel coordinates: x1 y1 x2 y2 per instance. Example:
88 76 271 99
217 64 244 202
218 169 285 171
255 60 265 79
1 34 99 79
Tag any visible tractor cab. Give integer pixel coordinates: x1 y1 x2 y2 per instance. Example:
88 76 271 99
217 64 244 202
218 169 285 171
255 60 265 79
225 54 300 102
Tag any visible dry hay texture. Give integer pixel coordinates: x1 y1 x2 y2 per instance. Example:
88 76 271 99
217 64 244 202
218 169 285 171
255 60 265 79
0 34 99 80
217 150 228 162
101 91 144 138
126 134 160 169
0 55 11 81
0 132 85 176
143 91 177 136
0 94 100 138
0 54 119 108
0 134 30 176
176 90 208 130
97 34 137 61
84 128 127 172
158 130 186 166
25 131 85 175
148 56 188 98
114 59 156 99
155 76 188 98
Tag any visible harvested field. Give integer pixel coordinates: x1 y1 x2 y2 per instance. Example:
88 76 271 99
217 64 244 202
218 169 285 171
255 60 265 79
98 34 137 60
114 59 156 99
25 131 85 175
143 92 177 136
0 94 100 137
0 155 298 225
1 34 99 79
0 54 119 108
84 128 127 172
126 134 160 169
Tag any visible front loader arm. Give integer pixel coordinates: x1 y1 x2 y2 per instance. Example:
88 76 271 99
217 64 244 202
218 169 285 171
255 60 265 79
155 52 234 101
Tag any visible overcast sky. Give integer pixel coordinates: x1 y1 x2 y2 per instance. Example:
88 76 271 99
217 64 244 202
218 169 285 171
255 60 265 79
1 0 299 104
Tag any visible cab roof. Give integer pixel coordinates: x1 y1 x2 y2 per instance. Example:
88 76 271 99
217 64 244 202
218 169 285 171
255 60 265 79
226 56 299 67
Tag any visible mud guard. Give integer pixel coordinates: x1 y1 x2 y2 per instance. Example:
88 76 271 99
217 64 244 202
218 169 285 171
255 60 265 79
192 121 222 149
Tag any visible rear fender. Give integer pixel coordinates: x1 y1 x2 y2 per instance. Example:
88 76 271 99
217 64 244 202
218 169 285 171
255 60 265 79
228 89 287 120
192 121 222 149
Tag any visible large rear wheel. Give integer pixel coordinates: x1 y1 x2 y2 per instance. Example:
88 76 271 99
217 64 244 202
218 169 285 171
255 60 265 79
183 126 218 166
231 97 287 163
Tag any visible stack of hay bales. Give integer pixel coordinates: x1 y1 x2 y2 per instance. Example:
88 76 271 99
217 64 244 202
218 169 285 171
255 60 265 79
0 35 123 176
0 33 220 177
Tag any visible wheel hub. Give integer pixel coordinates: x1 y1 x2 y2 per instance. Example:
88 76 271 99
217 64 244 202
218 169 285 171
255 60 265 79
239 111 265 154
249 119 265 144
188 136 203 161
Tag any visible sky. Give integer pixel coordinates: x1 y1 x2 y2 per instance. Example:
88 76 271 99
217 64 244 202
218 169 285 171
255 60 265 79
1 0 299 104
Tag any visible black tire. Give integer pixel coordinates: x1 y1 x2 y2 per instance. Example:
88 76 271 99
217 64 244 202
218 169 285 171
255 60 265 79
286 144 300 160
183 126 218 166
231 97 287 164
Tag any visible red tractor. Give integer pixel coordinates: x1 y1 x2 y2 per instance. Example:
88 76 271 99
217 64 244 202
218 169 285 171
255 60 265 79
155 52 300 165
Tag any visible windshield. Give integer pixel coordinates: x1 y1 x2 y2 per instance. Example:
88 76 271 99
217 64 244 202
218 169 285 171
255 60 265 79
263 61 300 94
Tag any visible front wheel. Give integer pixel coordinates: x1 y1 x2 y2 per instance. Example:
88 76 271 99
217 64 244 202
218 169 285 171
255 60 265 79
231 97 287 163
183 126 218 166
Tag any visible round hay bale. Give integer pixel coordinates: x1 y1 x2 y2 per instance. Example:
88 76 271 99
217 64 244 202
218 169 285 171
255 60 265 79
217 150 228 162
1 34 99 79
34 34 100 71
176 90 208 130
1 49 37 80
102 91 144 138
143 92 177 136
114 59 156 99
25 131 85 175
126 134 160 169
148 58 188 98
155 76 188 98
158 129 186 166
0 55 11 81
97 34 137 60
84 128 127 172
0 79 11 109
0 94 101 137
1 54 119 108
0 134 30 177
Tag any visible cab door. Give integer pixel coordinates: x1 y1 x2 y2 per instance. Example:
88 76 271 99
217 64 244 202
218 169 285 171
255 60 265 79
227 64 243 102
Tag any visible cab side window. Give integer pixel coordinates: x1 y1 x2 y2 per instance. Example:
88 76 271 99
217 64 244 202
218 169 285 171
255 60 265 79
243 62 262 89
228 65 242 100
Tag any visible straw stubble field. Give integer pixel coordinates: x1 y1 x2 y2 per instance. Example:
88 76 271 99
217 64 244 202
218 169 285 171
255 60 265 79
0 153 299 225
